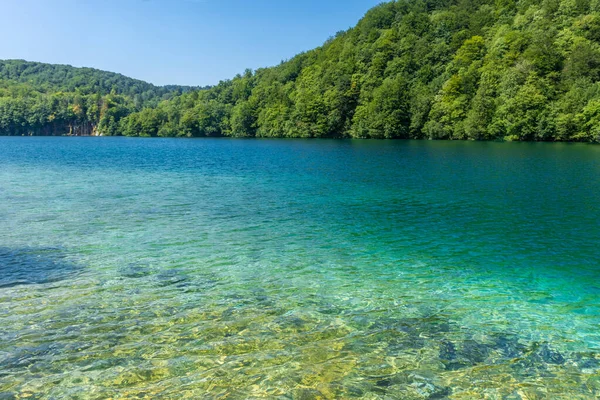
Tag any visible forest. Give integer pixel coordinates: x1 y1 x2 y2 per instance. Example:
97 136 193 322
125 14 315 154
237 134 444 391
3 0 600 141
0 60 197 136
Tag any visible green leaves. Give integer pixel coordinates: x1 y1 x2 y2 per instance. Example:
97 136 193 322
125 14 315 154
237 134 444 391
5 1 600 142
352 76 410 139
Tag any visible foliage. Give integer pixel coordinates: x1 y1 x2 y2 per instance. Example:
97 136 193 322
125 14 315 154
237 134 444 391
4 0 600 142
0 60 199 136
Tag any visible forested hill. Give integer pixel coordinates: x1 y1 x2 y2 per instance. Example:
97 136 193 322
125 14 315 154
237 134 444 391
5 0 600 141
0 60 199 136
116 0 600 142
0 60 194 99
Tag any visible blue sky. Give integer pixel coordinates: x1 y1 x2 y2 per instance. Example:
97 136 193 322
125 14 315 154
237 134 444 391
0 0 382 86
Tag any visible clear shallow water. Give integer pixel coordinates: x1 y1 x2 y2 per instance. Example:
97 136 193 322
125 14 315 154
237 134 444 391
1 137 600 399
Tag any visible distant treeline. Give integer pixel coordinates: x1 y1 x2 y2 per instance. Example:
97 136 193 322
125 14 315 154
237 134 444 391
0 60 201 136
4 0 600 142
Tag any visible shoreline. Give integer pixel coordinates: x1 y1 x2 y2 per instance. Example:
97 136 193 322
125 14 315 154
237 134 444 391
1 135 598 145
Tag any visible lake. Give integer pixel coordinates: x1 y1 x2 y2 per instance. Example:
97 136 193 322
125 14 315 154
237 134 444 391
1 137 600 399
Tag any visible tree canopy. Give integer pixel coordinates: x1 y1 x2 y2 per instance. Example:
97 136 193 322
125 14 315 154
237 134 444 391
4 0 600 142
0 60 199 136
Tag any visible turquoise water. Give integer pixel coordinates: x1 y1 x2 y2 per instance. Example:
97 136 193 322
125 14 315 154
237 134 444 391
1 137 600 399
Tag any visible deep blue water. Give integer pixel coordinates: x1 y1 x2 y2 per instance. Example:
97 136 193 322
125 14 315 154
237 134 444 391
1 137 600 398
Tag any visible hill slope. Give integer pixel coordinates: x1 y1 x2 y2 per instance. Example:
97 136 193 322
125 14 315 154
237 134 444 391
119 0 600 142
0 60 198 136
0 60 194 99
3 0 600 141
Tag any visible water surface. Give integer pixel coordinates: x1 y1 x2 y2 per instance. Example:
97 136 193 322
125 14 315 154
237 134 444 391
1 137 600 399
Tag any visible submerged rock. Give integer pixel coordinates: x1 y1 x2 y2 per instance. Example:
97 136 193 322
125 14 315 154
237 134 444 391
376 378 392 387
0 343 63 371
439 340 457 362
491 333 525 358
0 247 81 287
461 339 491 364
330 382 364 398
155 269 189 287
292 388 325 400
272 311 320 334
575 354 600 371
439 340 465 370
536 343 565 365
511 345 559 377
439 339 491 370
119 262 153 278
429 387 452 399
408 373 452 399
316 303 342 315
254 294 274 307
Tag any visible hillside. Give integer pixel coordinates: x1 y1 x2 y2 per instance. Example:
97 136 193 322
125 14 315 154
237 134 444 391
0 60 195 99
4 0 600 141
118 0 600 142
0 60 198 136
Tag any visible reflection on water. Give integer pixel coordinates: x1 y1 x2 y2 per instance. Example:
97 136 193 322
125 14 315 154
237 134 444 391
0 138 600 398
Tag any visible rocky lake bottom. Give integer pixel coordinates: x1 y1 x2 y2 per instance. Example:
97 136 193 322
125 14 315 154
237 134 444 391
1 138 600 399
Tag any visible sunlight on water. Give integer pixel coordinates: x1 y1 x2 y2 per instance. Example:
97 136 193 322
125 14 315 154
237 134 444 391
1 137 600 399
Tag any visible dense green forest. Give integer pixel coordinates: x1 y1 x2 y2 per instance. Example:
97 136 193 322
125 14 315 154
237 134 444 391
0 60 198 136
4 0 600 141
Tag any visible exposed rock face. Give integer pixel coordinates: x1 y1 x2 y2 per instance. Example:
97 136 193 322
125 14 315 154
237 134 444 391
68 122 97 136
